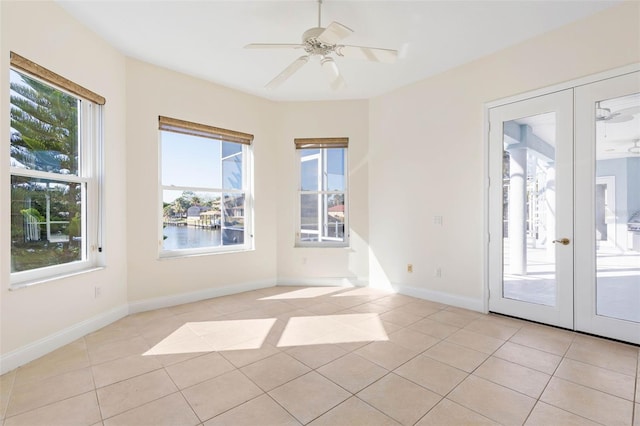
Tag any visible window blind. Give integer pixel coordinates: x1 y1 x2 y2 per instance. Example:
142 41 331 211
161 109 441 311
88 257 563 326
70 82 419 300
294 137 348 149
159 116 253 145
10 52 106 105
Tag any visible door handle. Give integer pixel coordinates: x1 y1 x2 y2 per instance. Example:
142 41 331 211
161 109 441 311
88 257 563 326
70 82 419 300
553 238 571 245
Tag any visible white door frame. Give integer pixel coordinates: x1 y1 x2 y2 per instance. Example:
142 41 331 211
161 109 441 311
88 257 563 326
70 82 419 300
488 89 574 329
483 64 640 342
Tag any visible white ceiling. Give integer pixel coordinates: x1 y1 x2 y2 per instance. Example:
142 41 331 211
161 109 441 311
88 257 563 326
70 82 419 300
56 0 620 102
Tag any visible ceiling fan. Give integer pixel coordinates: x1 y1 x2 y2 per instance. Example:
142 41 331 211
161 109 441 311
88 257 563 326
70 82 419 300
245 0 398 90
596 103 640 123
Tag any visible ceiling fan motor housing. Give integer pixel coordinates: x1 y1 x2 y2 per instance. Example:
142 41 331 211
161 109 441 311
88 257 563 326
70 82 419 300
302 27 334 56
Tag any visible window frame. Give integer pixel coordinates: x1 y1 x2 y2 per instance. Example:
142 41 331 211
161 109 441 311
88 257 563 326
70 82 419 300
295 140 349 248
158 117 254 258
9 61 104 287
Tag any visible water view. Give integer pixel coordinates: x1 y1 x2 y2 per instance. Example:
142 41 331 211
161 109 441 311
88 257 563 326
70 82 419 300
163 225 222 250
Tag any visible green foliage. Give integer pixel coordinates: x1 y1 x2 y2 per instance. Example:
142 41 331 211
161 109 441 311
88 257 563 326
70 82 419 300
328 193 344 207
68 212 81 238
163 191 221 220
10 71 78 171
20 207 44 222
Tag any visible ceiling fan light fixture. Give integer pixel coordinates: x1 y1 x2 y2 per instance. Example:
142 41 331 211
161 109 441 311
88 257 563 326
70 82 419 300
320 56 338 75
320 56 345 90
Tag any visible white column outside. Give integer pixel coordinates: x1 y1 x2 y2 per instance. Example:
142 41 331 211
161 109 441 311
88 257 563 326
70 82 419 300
508 148 527 275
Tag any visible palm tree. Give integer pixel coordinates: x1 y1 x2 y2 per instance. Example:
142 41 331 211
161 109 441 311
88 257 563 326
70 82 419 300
10 70 79 173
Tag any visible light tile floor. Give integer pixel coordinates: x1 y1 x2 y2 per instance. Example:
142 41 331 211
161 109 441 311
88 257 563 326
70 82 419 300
1 286 639 426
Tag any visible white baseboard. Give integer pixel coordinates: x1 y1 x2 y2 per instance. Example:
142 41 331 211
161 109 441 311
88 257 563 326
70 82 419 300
394 284 485 313
1 280 277 374
0 304 129 375
277 277 368 288
128 279 277 314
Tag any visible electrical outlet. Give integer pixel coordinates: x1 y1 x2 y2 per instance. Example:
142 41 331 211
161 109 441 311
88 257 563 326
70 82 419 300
407 264 413 273
435 267 442 278
433 216 443 225
94 286 102 298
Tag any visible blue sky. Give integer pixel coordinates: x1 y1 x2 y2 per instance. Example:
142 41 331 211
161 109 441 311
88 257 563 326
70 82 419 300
161 131 223 203
161 132 245 203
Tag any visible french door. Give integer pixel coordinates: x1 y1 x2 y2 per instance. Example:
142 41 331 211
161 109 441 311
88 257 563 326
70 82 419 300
489 89 575 329
574 72 640 343
488 71 640 344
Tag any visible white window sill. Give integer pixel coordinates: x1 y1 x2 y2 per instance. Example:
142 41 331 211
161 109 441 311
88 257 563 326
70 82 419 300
159 247 255 260
10 267 105 291
295 243 350 249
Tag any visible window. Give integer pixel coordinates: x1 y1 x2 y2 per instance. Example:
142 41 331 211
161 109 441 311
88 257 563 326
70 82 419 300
159 116 253 256
295 138 348 246
9 52 104 285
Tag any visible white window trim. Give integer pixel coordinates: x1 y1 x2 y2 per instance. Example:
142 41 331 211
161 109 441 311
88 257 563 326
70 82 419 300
295 147 349 248
9 70 104 287
157 131 254 258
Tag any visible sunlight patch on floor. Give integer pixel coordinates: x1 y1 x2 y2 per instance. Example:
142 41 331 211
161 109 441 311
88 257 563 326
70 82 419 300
277 313 388 347
143 318 276 356
331 287 392 298
259 287 345 300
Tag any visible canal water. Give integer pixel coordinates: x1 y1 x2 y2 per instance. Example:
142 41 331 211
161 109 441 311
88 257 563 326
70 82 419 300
162 225 221 250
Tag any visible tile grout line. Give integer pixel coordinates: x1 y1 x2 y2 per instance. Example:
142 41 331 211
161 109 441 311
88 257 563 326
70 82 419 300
86 339 107 424
519 331 577 425
414 336 514 425
408 325 570 425
1 370 17 424
551 360 639 402
3 389 100 423
158 362 202 424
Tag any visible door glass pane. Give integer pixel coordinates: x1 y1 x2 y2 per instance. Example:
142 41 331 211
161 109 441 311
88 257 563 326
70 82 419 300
594 92 640 323
502 112 557 306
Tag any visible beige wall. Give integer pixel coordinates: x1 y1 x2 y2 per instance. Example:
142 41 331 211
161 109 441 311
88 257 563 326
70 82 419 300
125 59 279 302
275 101 369 284
368 2 640 303
1 1 128 354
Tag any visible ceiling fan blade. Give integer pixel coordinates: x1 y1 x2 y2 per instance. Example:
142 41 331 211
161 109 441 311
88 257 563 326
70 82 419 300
320 57 345 91
606 114 634 124
265 55 309 89
245 43 305 49
616 106 640 116
335 45 398 63
317 21 353 45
